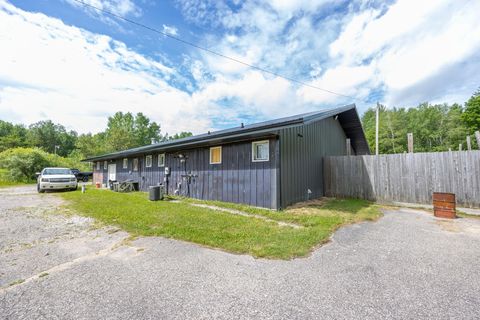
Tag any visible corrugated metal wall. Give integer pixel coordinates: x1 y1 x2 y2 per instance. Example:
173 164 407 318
279 117 348 208
93 139 280 209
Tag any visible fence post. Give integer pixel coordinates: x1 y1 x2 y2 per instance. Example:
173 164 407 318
467 136 472 151
407 133 414 153
346 138 351 156
475 131 480 150
459 143 462 151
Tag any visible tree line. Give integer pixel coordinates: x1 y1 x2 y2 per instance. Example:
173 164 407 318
361 90 480 153
0 112 192 158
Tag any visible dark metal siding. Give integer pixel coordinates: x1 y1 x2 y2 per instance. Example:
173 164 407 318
104 139 279 209
279 117 348 208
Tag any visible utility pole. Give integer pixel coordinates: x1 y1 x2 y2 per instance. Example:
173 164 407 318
375 102 380 155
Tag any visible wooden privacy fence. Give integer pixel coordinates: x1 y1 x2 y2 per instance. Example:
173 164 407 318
323 151 480 208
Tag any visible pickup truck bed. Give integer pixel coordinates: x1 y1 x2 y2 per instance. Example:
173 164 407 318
70 169 93 182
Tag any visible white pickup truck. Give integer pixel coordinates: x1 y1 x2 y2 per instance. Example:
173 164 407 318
37 168 78 193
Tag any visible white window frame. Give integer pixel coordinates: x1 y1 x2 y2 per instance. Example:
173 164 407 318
209 146 222 164
252 140 269 162
96 162 100 170
145 155 152 168
133 158 139 172
103 161 107 170
158 153 165 167
123 158 128 169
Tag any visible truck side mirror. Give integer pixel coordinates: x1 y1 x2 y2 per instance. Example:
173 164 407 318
35 172 41 176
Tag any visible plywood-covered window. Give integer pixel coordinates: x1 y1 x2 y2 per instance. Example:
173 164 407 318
209 146 222 164
158 153 165 167
133 158 139 171
123 158 128 169
96 162 100 170
103 161 107 170
145 155 152 168
252 140 269 162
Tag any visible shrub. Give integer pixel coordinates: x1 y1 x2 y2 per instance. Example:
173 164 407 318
0 147 89 182
0 148 50 182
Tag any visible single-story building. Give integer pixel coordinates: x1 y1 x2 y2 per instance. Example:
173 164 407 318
83 104 370 209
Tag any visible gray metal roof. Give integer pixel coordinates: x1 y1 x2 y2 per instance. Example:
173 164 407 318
83 103 370 161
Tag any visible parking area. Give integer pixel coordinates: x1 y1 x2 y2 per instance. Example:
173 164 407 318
1 186 480 319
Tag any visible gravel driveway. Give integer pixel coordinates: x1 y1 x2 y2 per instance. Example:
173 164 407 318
1 186 480 320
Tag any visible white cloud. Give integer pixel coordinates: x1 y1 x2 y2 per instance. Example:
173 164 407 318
0 1 207 134
2 0 480 140
298 65 375 104
66 0 141 17
162 24 178 36
330 0 480 107
177 0 480 111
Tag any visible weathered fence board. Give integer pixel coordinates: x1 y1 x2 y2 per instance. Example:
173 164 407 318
324 151 480 208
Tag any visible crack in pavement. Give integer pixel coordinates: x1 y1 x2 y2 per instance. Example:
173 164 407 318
0 236 131 294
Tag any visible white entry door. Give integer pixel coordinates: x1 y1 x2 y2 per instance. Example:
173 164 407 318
108 163 116 182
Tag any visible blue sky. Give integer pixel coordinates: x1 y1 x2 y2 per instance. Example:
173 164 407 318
1 0 479 134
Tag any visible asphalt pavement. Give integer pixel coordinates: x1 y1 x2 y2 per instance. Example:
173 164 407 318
1 186 480 319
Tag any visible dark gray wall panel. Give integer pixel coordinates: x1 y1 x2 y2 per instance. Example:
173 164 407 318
279 117 348 208
103 139 280 209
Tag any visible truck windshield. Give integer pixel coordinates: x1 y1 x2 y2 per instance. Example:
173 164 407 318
43 169 72 175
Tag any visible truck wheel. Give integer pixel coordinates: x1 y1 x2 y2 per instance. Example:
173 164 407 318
37 184 45 193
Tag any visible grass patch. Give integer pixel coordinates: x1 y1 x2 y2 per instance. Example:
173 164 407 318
60 189 381 259
457 210 480 219
0 179 30 188
9 279 25 286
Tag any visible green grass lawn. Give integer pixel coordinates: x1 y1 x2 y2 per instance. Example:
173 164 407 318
60 189 382 259
0 180 32 188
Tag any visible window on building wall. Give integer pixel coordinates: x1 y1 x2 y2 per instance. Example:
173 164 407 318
104 161 107 170
123 158 128 169
133 158 139 171
209 147 222 164
96 162 100 170
158 153 165 167
146 155 152 168
252 140 269 162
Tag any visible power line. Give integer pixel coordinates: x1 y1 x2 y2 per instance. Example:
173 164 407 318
70 0 358 100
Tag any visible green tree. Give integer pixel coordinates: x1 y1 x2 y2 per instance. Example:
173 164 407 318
462 89 480 134
105 112 136 151
167 131 193 141
75 132 110 157
444 104 469 150
133 112 161 146
105 112 162 151
362 102 472 153
27 120 77 156
0 120 28 152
